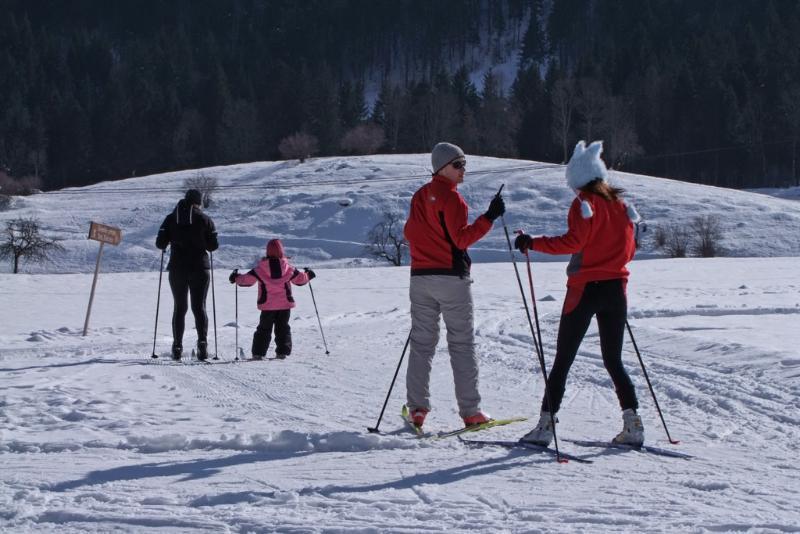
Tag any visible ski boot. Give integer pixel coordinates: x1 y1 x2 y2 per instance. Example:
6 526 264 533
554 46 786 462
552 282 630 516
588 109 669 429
171 344 182 361
196 341 208 361
521 411 557 446
408 407 428 428
463 411 492 427
613 409 644 446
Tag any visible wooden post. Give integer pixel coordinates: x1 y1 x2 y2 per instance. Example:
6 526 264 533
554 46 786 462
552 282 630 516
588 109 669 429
83 241 104 336
83 221 122 337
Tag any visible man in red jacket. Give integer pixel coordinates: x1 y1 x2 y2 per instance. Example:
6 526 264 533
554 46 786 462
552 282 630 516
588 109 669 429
403 142 505 429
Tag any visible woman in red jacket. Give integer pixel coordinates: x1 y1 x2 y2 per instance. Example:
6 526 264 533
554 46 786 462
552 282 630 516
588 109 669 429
514 140 644 446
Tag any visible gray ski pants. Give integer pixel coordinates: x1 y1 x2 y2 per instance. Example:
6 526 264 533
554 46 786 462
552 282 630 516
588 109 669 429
406 275 481 418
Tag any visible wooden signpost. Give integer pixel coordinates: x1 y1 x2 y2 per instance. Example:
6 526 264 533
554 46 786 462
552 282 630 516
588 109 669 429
83 222 122 336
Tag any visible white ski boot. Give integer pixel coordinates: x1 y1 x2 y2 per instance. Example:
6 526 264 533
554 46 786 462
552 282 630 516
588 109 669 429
520 411 557 446
613 408 644 446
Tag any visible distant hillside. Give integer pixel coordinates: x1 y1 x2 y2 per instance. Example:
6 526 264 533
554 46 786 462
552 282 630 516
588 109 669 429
2 155 799 274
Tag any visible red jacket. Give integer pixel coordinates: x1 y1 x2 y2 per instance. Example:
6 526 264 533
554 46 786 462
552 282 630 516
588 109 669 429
532 192 635 287
404 174 492 276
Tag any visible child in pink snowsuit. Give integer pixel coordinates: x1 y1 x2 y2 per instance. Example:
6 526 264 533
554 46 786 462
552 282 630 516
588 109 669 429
229 239 315 359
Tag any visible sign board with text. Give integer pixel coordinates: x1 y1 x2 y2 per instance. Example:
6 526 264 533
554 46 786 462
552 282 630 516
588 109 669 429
88 221 122 246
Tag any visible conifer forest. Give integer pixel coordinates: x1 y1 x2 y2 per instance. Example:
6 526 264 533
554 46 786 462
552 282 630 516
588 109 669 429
1 0 799 190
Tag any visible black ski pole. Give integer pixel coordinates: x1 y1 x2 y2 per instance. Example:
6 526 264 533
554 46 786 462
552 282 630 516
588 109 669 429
151 250 165 359
367 332 411 433
308 281 330 355
234 281 239 361
210 251 219 360
498 199 566 463
625 320 679 444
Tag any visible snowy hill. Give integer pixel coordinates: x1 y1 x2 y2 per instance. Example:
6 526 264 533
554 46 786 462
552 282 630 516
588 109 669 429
2 154 800 274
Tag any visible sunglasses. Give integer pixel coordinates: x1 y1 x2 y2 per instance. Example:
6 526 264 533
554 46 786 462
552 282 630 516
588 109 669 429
451 160 466 170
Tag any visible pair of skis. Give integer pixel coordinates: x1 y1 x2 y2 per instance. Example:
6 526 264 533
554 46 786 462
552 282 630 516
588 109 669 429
398 406 690 461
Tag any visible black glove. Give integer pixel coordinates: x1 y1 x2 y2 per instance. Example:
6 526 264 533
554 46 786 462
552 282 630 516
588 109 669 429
304 268 316 280
514 233 532 253
484 194 505 222
229 269 238 284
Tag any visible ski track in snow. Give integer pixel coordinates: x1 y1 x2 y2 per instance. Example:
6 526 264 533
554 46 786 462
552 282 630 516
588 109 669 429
2 260 800 532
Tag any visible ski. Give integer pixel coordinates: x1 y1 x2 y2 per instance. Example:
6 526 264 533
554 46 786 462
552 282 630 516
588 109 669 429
434 417 527 439
399 406 525 439
458 437 593 464
563 439 692 460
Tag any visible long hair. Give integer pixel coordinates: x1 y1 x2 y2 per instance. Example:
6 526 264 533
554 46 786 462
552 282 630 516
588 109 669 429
579 178 624 201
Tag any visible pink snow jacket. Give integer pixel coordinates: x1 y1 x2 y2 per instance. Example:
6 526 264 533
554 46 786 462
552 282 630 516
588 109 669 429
234 257 310 311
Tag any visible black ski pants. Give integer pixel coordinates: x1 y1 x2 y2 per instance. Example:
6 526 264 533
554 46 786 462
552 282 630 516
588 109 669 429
252 309 292 357
169 269 210 347
541 278 638 413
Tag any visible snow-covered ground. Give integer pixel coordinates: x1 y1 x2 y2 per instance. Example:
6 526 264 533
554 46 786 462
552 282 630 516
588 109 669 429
1 156 799 532
1 260 798 531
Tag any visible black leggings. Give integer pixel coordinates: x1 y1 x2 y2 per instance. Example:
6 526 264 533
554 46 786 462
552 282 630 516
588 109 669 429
541 279 638 413
169 269 210 346
252 309 292 357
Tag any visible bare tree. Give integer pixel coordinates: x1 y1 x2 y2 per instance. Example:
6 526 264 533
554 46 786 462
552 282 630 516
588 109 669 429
340 124 386 155
183 172 218 208
278 132 319 163
575 77 609 141
0 217 64 273
551 76 577 163
603 95 643 169
690 215 724 257
365 212 407 266
0 171 42 196
780 87 800 186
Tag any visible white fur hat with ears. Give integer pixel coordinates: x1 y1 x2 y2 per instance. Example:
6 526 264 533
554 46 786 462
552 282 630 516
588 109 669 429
566 140 609 190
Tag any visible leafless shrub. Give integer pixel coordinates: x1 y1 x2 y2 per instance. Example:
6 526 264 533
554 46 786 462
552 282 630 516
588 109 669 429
653 225 668 249
365 212 407 266
278 132 319 163
183 172 218 208
690 214 724 257
340 124 385 155
660 223 691 258
0 217 64 273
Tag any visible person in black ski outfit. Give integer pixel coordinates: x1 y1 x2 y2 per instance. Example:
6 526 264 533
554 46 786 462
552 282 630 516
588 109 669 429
155 189 219 360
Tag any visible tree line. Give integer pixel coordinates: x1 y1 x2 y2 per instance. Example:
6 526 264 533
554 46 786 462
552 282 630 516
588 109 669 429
1 0 798 192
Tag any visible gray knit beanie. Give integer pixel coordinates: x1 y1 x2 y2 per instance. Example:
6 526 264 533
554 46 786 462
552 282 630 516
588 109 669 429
431 142 465 174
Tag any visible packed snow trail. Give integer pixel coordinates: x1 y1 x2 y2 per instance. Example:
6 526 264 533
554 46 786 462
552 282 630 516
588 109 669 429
1 260 799 532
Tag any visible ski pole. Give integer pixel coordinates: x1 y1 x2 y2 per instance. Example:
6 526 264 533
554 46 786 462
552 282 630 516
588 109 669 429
308 281 330 355
625 320 679 444
498 202 566 463
150 250 165 359
367 332 411 433
517 231 545 362
210 251 219 360
234 282 239 361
